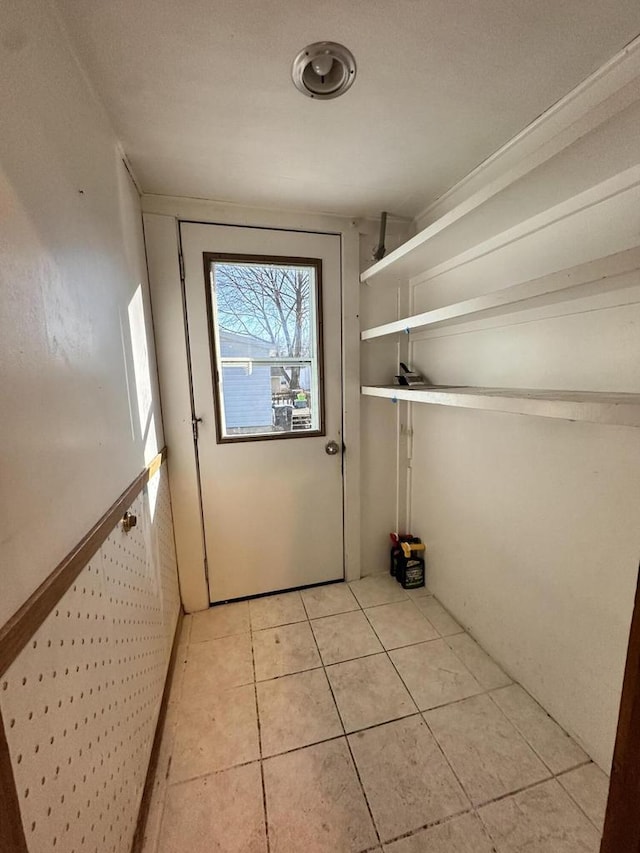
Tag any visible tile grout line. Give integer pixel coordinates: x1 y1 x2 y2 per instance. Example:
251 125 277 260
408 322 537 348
163 732 364 789
338 582 503 850
304 602 361 620
359 590 599 808
161 692 600 822
436 633 507 691
359 588 602 833
554 765 607 836
412 586 606 821
145 621 191 853
249 618 271 853
162 701 527 791
300 592 383 851
411 653 552 850
348 581 498 853
254 662 324 683
355 585 566 848
370 805 488 850
358 593 489 845
483 688 588 781
182 587 606 849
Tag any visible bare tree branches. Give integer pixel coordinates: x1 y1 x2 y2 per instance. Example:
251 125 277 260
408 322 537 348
214 262 312 388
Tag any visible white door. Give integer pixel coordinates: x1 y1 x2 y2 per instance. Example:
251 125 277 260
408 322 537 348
181 222 344 602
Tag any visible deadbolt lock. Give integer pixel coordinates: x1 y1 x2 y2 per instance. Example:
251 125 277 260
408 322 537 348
121 511 137 532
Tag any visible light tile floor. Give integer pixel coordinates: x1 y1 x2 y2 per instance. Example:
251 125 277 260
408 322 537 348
143 575 609 853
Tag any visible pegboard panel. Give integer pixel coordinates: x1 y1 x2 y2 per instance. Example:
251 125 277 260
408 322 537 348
1 463 180 853
148 469 181 656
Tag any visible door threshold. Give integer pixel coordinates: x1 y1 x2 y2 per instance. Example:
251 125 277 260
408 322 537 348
210 576 345 607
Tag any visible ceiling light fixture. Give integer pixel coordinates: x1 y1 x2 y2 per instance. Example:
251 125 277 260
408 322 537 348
292 42 357 100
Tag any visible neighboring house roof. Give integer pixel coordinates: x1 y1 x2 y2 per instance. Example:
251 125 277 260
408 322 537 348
219 328 273 346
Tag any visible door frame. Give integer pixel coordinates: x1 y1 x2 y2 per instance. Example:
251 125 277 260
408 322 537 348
600 563 640 852
143 202 361 614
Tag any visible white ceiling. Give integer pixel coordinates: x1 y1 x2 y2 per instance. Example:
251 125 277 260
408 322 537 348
55 0 640 219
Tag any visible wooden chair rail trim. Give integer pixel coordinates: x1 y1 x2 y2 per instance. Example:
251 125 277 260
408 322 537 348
0 448 167 678
130 607 184 853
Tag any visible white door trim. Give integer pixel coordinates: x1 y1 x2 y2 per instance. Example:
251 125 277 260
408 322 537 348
143 200 361 613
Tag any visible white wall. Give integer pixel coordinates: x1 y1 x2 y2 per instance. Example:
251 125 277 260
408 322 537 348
401 65 640 770
411 406 639 771
0 0 164 626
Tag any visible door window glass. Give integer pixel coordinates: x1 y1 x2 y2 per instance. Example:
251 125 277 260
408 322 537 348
205 254 324 441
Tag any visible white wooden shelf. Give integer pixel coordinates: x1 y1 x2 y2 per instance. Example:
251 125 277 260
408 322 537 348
361 385 640 428
361 248 640 341
360 166 640 289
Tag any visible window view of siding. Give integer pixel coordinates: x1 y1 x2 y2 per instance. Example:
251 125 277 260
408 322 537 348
206 256 323 441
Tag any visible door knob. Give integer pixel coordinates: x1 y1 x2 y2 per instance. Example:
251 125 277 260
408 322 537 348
121 511 137 532
325 440 340 456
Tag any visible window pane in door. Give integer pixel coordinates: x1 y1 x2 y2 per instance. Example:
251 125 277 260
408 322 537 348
205 255 324 441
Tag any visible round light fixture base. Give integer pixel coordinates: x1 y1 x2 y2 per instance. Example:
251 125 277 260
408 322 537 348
292 42 356 100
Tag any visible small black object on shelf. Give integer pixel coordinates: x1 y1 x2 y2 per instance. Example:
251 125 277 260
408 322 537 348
395 362 428 386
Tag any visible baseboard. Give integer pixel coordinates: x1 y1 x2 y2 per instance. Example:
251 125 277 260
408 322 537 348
131 607 185 853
